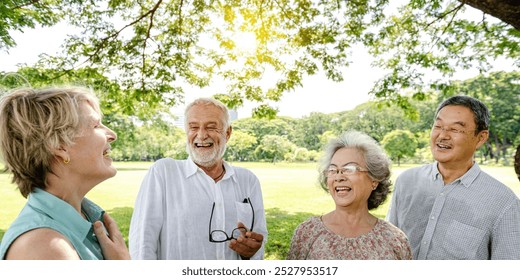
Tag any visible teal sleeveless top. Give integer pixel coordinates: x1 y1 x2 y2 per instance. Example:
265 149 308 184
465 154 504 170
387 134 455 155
0 188 105 259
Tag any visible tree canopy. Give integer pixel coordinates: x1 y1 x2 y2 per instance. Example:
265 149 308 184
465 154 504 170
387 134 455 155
1 0 518 118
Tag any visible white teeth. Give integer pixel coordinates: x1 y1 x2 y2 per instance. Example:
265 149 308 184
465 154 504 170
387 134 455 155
196 143 213 147
103 149 110 157
335 187 352 192
437 143 450 149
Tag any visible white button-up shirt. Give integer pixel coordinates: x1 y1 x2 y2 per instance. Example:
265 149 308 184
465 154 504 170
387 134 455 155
129 158 268 260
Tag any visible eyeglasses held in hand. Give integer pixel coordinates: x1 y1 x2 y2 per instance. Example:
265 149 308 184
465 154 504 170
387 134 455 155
209 197 254 243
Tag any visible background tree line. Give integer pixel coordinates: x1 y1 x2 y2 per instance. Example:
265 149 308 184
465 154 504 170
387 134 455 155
3 68 517 166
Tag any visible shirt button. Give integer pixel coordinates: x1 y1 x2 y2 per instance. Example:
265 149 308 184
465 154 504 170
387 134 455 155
431 216 435 220
440 193 444 196
423 241 427 245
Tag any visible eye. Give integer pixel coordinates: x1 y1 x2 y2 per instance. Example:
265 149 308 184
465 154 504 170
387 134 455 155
341 165 358 174
325 168 338 176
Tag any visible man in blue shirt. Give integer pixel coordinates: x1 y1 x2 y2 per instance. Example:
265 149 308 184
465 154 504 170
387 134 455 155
387 95 520 259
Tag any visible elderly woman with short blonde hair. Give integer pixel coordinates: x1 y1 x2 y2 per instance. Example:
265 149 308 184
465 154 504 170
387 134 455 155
0 87 130 260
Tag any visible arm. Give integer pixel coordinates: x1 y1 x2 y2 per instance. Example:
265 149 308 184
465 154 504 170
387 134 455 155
490 199 520 260
286 223 305 260
5 228 80 260
129 165 165 260
386 176 401 226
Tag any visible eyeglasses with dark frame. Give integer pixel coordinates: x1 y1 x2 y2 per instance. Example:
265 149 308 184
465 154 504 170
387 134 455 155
208 197 255 243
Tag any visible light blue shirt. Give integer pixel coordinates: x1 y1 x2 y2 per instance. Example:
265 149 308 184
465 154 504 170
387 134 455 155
0 188 105 259
387 162 520 259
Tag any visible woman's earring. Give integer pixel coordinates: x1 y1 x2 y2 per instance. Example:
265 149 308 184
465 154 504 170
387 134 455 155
64 158 70 164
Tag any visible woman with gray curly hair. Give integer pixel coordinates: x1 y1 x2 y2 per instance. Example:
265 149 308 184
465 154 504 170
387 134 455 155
287 130 412 260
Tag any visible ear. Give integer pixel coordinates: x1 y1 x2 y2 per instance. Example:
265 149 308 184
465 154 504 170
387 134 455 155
475 130 489 149
53 146 70 164
225 125 232 141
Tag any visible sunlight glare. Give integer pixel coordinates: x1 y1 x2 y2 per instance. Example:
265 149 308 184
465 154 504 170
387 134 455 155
232 31 257 55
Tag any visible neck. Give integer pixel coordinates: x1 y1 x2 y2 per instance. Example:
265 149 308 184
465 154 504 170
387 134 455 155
198 160 225 182
45 167 91 215
322 208 377 238
437 160 474 184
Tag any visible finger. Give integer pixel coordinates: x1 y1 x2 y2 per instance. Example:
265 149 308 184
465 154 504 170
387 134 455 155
239 236 262 250
229 238 259 258
93 221 110 244
236 221 248 231
102 213 124 241
245 231 264 242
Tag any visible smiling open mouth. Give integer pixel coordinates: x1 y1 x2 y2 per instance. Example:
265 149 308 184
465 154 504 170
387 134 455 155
436 143 452 150
195 143 213 147
335 187 352 192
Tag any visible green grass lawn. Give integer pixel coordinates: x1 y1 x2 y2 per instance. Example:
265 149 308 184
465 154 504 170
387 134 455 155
1 161 519 259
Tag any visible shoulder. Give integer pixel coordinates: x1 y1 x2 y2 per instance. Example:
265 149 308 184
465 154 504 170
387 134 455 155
5 228 79 260
474 170 518 202
295 216 322 233
228 164 260 183
146 158 189 176
394 164 433 189
397 164 432 179
375 219 409 241
150 158 184 169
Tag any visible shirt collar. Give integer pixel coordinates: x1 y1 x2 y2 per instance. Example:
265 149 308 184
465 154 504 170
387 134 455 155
432 161 481 188
28 188 104 240
186 157 237 183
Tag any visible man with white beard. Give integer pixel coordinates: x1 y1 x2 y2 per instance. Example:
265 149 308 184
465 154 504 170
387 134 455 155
129 98 267 260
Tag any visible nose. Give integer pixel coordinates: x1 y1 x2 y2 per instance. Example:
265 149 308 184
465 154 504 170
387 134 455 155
438 127 451 139
105 126 117 142
334 174 347 182
196 127 209 139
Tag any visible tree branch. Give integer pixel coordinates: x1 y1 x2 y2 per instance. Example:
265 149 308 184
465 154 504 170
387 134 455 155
12 0 41 10
81 0 164 68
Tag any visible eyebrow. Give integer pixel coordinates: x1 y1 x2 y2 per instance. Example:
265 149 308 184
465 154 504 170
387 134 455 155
328 162 359 167
435 117 467 127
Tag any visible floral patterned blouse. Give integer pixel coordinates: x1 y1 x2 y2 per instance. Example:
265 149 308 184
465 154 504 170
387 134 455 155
287 216 413 260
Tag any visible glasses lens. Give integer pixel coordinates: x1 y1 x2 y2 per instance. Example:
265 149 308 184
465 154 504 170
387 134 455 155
326 169 337 176
232 227 247 239
210 230 228 242
342 165 357 174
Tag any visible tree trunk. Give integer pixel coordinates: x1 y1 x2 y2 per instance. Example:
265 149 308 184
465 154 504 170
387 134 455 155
515 144 520 182
462 0 520 30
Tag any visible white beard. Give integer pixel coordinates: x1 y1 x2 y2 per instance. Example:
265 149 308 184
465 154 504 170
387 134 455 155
187 137 227 168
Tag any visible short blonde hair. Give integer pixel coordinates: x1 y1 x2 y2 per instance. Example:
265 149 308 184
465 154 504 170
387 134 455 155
0 87 100 197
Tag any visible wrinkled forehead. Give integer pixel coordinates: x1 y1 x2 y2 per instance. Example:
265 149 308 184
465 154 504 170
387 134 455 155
187 104 226 125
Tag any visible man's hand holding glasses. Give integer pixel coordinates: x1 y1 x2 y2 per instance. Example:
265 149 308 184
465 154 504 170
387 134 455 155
228 221 264 260
209 197 264 259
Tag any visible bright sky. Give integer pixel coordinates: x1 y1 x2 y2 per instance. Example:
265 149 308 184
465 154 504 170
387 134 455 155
0 20 516 119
